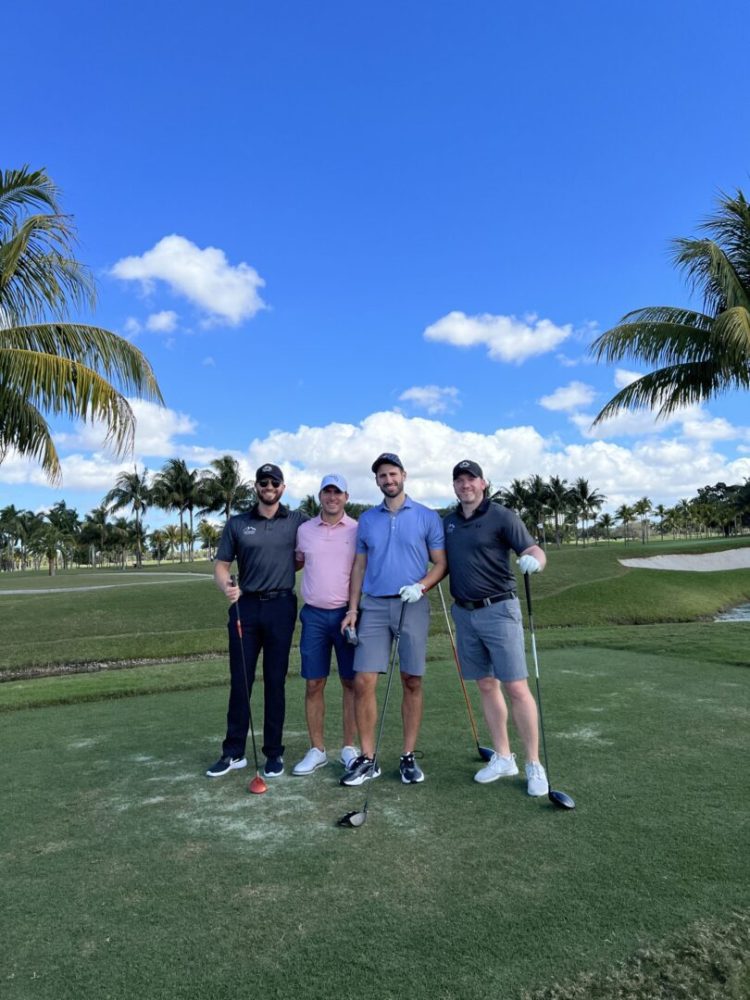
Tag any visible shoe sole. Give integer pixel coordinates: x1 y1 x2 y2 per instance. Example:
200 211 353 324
263 769 285 779
341 770 381 787
527 785 549 796
400 772 425 784
206 759 247 778
474 768 519 784
292 760 328 776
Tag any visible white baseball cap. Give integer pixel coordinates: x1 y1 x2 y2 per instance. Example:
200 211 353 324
319 473 348 493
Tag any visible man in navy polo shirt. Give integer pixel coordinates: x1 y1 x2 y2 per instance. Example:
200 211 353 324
444 459 549 796
207 463 308 780
340 453 446 786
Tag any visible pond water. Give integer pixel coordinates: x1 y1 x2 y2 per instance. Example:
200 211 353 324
714 603 750 622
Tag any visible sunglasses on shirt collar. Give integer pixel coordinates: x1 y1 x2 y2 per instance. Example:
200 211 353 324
257 478 282 488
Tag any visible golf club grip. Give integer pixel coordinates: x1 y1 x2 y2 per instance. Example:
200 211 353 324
523 571 533 618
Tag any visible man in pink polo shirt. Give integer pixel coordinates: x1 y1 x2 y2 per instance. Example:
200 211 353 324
292 473 361 775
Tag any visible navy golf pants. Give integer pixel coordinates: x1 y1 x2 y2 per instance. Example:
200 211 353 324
223 592 297 760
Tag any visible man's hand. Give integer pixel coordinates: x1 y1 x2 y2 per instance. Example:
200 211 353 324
517 554 541 575
226 576 241 603
399 583 425 603
341 609 358 634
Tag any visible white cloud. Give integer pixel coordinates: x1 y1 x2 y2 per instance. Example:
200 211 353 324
146 310 178 333
539 381 596 412
398 385 460 415
614 367 643 389
54 400 197 459
111 235 267 325
202 356 216 367
424 311 572 363
123 317 141 337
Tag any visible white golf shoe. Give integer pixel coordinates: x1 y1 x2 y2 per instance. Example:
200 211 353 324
525 761 549 796
474 752 519 784
292 747 328 775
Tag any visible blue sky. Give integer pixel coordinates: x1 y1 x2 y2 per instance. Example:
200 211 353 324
4 0 750 523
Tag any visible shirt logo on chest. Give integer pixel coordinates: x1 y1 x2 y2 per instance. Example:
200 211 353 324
243 525 257 535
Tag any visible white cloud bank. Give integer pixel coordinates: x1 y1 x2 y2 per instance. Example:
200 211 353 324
539 381 597 412
111 235 266 325
424 311 572 363
398 385 460 415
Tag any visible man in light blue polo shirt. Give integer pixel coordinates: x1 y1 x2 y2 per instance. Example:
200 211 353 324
340 453 446 786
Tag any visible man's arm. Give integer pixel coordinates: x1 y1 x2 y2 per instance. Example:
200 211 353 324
214 559 241 603
341 552 366 632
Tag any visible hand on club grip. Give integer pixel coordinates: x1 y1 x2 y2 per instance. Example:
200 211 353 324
517 554 541 575
399 583 425 603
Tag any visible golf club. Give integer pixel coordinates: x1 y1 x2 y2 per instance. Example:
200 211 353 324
337 602 406 828
230 575 267 795
437 583 494 762
523 573 575 810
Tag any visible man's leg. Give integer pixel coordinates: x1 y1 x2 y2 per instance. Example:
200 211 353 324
259 595 297 760
353 671 379 757
400 673 423 754
222 598 262 759
305 677 328 749
340 678 357 747
476 676 511 757
503 678 540 762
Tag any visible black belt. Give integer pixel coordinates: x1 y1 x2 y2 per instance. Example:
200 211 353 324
373 594 402 599
243 589 294 601
455 591 516 610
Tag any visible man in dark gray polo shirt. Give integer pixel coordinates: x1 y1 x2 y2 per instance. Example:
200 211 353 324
207 463 308 779
444 460 549 796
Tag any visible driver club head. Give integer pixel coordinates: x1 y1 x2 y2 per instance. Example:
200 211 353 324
337 810 367 828
478 746 494 762
248 775 268 795
549 789 576 810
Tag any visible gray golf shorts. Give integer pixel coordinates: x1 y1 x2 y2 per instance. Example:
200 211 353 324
451 598 528 682
353 594 430 677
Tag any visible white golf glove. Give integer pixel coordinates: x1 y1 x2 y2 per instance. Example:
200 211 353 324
399 583 425 603
518 554 541 575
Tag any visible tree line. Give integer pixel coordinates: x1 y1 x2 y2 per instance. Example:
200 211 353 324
2 465 748 575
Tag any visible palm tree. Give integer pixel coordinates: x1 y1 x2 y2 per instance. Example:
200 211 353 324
104 467 151 567
163 523 183 563
596 511 614 543
632 496 653 544
0 504 25 570
654 503 668 540
615 504 635 544
591 188 750 424
46 499 81 569
546 475 569 548
197 519 221 560
152 459 199 562
299 494 321 517
198 455 255 521
0 166 164 484
570 478 605 546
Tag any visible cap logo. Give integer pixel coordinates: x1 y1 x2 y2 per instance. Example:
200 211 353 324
261 465 273 472
459 461 470 468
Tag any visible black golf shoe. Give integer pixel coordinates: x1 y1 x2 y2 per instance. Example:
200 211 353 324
340 755 381 786
206 755 247 778
399 752 424 784
263 756 284 778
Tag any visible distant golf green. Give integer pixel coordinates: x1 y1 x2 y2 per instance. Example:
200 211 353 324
2 539 749 998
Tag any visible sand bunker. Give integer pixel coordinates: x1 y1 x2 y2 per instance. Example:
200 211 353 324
619 547 750 572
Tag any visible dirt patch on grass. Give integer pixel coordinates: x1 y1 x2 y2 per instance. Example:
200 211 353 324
0 652 223 682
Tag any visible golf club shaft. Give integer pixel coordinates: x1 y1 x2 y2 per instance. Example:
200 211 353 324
231 575 261 774
360 601 407 815
523 573 551 781
437 582 483 750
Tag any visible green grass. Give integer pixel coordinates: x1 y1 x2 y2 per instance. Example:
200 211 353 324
2 631 748 999
2 538 750 997
2 539 750 672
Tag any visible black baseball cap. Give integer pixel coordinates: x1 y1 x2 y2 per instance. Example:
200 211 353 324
255 463 284 483
371 452 404 473
452 460 483 480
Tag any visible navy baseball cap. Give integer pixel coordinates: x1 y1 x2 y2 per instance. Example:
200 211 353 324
371 452 404 473
255 463 284 482
452 460 483 479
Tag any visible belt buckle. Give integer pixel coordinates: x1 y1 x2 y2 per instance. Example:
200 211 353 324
482 597 492 607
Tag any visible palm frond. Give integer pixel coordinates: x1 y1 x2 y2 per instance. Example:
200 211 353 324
591 311 714 365
1 324 164 400
0 384 61 483
0 348 137 455
671 238 750 313
0 167 60 229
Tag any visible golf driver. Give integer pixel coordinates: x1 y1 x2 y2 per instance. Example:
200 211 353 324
337 602 406 828
230 575 267 795
523 573 575 810
437 583 493 762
